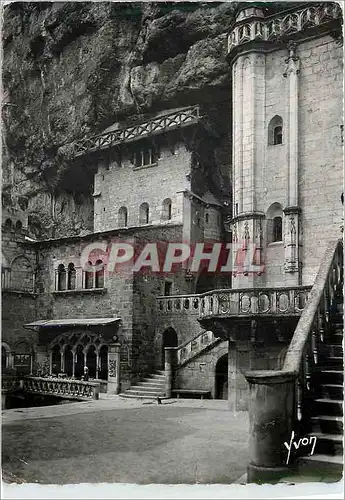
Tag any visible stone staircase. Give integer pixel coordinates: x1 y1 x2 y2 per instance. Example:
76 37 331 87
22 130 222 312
302 286 343 471
120 370 166 400
120 329 221 400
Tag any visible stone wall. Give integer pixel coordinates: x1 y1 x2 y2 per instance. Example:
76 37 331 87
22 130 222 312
298 35 343 284
2 292 38 355
232 31 343 289
94 140 192 232
262 34 343 287
174 317 298 409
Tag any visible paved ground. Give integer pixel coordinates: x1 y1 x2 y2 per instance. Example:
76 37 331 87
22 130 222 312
2 397 249 485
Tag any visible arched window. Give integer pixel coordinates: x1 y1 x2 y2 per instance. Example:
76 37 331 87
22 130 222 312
139 203 149 225
52 344 61 375
268 115 283 145
57 264 66 291
266 203 283 244
162 198 172 221
273 216 283 242
274 126 282 145
4 219 12 232
95 259 104 288
84 261 94 289
118 206 128 228
67 263 76 290
15 220 23 234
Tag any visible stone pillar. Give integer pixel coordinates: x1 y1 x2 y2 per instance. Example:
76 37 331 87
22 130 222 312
228 340 237 412
35 345 49 376
164 347 175 398
283 41 301 277
107 343 121 394
72 349 76 378
95 351 100 379
49 351 53 376
231 46 266 290
245 370 297 483
60 350 65 373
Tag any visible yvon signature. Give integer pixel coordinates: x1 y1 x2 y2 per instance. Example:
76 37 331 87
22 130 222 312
284 431 317 465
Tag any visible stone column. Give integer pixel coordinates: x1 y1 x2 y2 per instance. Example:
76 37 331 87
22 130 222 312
72 349 76 378
95 351 100 379
228 340 237 412
35 345 49 376
164 347 175 398
49 351 53 376
283 41 301 276
245 370 297 483
107 343 121 394
60 350 65 373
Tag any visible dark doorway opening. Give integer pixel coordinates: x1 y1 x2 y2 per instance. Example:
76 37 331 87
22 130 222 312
75 345 84 378
161 327 178 369
215 354 228 399
87 345 97 378
99 345 108 380
64 346 73 377
52 344 61 375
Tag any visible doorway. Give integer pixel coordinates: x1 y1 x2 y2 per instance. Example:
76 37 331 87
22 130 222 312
215 354 228 399
161 327 178 368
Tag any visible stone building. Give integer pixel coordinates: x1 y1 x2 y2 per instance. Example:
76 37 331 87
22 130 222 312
2 2 343 469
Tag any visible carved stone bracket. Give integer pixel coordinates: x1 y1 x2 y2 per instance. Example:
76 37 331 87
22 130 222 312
283 40 300 77
283 206 301 273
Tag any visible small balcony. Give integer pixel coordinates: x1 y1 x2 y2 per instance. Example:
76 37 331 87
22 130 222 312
157 285 312 320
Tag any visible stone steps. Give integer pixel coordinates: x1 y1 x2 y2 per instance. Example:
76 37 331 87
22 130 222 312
311 414 343 435
307 432 343 456
120 370 166 400
306 300 343 471
319 383 343 400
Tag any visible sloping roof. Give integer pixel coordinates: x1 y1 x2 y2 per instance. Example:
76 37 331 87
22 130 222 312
102 107 191 134
24 318 121 330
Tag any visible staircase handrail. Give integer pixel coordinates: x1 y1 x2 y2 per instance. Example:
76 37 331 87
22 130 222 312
283 239 343 373
157 284 312 301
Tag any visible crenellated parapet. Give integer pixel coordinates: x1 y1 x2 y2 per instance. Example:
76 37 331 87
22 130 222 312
227 2 342 61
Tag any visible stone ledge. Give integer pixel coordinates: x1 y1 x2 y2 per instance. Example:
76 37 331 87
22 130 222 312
245 369 298 385
52 288 108 296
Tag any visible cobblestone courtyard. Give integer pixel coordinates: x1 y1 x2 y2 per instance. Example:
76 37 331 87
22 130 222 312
2 398 249 485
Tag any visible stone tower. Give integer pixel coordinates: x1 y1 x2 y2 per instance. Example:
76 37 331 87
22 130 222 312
227 2 343 289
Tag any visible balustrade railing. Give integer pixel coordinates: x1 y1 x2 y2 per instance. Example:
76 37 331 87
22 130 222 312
228 2 342 55
157 286 311 319
175 330 220 367
2 375 20 393
23 376 100 400
283 239 343 426
199 286 311 318
244 239 343 481
157 294 202 315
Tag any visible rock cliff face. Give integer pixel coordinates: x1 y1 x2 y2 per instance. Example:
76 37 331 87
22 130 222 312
2 1 285 239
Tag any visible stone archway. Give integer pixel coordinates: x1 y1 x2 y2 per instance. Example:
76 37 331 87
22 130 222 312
215 353 228 399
